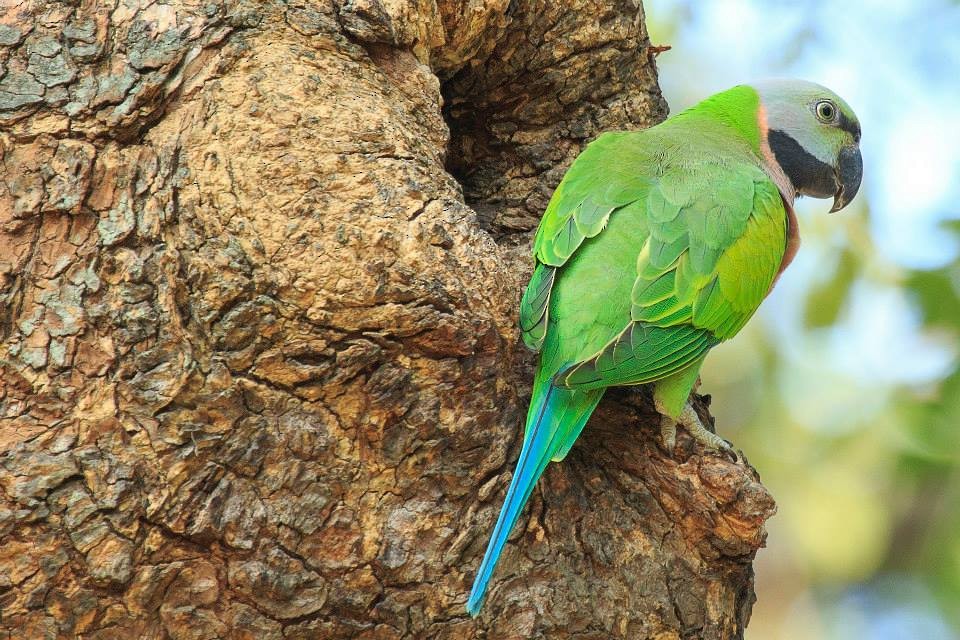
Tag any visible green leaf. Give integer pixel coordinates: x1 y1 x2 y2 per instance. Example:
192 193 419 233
905 266 960 329
803 249 858 329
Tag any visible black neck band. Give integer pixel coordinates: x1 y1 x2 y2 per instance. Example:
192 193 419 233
768 129 836 197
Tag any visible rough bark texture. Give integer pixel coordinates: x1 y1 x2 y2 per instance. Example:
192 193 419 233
0 1 776 639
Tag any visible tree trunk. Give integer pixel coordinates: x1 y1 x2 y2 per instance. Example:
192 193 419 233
0 1 776 638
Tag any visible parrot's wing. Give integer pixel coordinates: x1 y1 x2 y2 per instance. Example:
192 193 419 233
555 166 788 389
519 132 653 351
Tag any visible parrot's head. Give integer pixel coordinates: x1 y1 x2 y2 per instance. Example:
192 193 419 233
754 79 862 212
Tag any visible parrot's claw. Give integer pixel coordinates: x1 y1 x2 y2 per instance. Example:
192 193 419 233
654 400 738 461
668 403 739 462
680 404 738 461
659 416 677 453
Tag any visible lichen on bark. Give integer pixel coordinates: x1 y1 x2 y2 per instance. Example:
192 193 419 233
0 1 775 639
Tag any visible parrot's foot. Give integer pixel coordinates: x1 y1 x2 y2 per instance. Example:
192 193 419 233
659 416 677 452
680 404 736 458
657 401 737 460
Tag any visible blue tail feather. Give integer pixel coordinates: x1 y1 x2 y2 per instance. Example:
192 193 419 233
466 380 603 616
466 385 560 615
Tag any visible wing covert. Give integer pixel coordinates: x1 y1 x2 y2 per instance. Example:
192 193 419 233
520 132 653 351
555 166 788 389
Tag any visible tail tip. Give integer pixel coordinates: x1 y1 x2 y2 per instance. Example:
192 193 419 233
465 592 484 617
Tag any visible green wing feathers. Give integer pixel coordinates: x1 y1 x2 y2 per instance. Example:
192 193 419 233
555 323 719 390
520 131 653 352
519 264 556 351
690 177 787 339
554 158 788 390
532 132 652 267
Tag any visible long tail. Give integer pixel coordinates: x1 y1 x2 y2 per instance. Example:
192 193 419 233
466 372 604 616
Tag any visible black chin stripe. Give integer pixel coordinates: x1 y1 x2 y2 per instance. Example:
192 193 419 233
838 111 861 142
768 129 836 198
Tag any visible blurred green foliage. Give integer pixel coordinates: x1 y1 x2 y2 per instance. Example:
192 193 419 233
804 247 858 328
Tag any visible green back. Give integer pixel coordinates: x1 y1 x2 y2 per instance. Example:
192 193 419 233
519 85 789 386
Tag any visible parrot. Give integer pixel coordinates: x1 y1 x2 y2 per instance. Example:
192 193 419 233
466 79 862 616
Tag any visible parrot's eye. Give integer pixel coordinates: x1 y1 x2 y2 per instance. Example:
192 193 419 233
815 100 837 122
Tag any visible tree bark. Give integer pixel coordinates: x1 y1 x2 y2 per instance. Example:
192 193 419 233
0 1 776 639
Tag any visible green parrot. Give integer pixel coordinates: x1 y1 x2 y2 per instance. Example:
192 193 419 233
466 80 862 616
